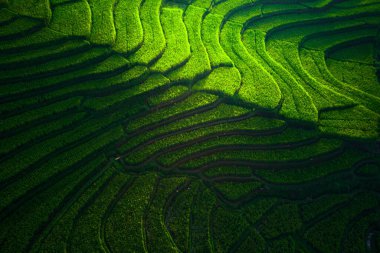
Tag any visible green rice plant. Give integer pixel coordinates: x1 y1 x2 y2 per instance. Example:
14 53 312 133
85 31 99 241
120 102 250 154
304 193 379 253
0 155 108 252
0 55 136 113
0 97 81 133
0 112 86 155
0 47 108 81
245 29 318 122
341 211 380 253
299 48 380 116
0 111 126 184
151 8 191 73
126 92 218 132
203 166 252 177
0 126 124 212
211 0 252 16
180 138 342 169
87 0 116 45
212 206 249 252
112 0 143 53
125 116 284 165
158 126 319 166
104 173 157 252
49 0 91 37
0 17 41 39
214 180 263 201
145 177 187 253
228 3 262 24
83 74 170 110
68 173 131 252
7 0 51 22
221 21 281 109
319 105 380 139
147 85 189 107
235 229 266 253
34 159 114 252
300 194 350 222
265 39 352 110
0 27 67 52
255 148 369 184
201 13 233 67
0 39 90 68
258 203 302 238
242 197 278 224
168 5 211 82
166 181 199 253
193 67 241 96
129 0 165 65
189 185 215 252
268 237 296 253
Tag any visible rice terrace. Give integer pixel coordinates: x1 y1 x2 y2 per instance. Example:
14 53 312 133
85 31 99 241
0 0 380 252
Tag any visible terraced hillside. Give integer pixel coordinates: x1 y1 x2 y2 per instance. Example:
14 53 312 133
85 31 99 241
0 0 380 252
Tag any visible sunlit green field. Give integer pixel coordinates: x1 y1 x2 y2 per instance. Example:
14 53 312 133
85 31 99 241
0 0 380 252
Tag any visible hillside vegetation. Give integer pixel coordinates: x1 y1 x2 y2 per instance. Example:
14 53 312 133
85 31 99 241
0 0 379 252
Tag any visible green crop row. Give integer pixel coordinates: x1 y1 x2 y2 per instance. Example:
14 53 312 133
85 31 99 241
145 177 187 253
188 185 215 252
0 155 108 252
193 67 241 96
125 116 284 165
0 26 66 52
214 180 263 201
0 47 108 81
180 138 342 169
255 148 369 184
159 126 319 166
104 173 157 252
49 0 91 37
212 206 249 252
266 39 351 111
341 211 380 253
258 203 302 238
87 0 116 45
203 166 252 178
112 0 143 53
0 112 125 188
166 181 199 253
319 105 380 139
147 85 189 107
304 192 379 253
201 13 233 67
0 39 90 69
0 112 86 155
243 29 318 122
151 8 191 73
0 17 41 39
35 159 115 252
126 92 218 132
129 0 165 65
7 0 51 21
0 64 145 116
83 73 169 110
300 194 350 222
68 172 131 252
235 228 266 253
168 5 211 82
221 21 281 109
0 126 124 213
119 102 250 153
0 97 81 133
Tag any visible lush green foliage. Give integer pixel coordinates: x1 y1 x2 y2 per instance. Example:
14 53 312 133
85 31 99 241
1 0 379 252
